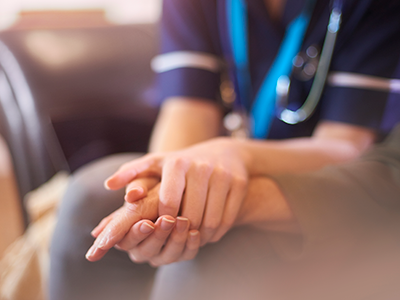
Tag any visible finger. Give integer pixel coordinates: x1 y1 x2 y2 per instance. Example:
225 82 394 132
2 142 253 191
158 158 189 217
199 169 231 245
91 211 118 238
104 154 161 190
128 216 176 263
86 202 148 262
86 246 108 262
179 230 201 262
209 176 247 243
180 163 212 230
116 220 155 251
148 217 190 267
125 177 159 203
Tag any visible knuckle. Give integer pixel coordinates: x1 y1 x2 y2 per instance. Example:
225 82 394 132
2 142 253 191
202 219 220 233
189 219 202 230
233 175 247 189
139 248 156 259
169 156 188 170
115 241 129 252
194 161 213 176
221 215 235 229
214 166 231 181
162 257 176 265
128 252 144 263
209 234 223 243
124 202 140 214
159 201 178 215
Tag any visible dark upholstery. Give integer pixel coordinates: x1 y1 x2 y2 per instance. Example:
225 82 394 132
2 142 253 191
0 24 159 216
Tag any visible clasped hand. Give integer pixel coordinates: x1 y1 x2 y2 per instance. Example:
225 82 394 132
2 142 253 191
86 138 250 265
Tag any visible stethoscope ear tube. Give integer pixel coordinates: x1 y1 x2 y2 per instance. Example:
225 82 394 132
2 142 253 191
278 6 342 124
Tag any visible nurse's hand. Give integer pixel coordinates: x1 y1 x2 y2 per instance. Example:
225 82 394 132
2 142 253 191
105 137 250 246
117 216 201 267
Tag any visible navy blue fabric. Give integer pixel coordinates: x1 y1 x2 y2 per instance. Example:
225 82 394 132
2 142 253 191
381 63 400 133
157 0 400 138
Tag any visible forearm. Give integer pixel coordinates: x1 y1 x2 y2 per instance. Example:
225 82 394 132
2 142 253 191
232 121 376 176
149 97 223 152
238 137 361 176
236 125 400 241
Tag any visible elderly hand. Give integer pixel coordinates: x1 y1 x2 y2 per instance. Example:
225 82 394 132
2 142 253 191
86 179 201 264
105 137 250 246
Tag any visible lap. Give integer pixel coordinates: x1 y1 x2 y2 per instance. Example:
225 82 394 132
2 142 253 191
49 153 287 300
152 226 285 300
50 153 156 300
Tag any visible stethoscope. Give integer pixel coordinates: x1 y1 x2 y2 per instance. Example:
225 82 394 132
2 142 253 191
226 0 343 138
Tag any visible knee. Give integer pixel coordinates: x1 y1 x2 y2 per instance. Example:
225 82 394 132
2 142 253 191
51 154 141 255
60 153 141 225
49 155 138 279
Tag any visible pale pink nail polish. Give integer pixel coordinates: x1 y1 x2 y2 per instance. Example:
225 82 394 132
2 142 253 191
176 217 189 233
189 230 199 241
86 245 96 259
160 217 175 231
140 222 155 234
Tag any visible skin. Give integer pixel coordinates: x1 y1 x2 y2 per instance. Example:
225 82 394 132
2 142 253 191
88 174 296 265
86 179 202 263
86 98 375 263
85 0 376 266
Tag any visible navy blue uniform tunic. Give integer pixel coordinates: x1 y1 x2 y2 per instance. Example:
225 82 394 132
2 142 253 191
154 0 400 139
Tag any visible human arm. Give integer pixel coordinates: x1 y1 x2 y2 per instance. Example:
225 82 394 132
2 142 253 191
105 120 375 242
87 172 295 264
86 179 202 262
85 120 375 262
88 122 373 262
109 124 400 266
148 97 223 152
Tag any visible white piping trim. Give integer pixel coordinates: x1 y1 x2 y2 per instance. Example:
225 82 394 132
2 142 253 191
327 72 400 94
151 51 222 73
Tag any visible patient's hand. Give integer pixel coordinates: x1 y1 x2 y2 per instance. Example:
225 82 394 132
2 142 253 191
117 216 201 267
86 178 201 264
105 138 249 246
85 178 160 262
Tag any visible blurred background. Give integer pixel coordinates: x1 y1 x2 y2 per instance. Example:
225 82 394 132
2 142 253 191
0 0 162 199
0 0 163 271
0 0 161 30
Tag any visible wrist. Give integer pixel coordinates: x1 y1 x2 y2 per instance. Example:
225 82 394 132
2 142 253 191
229 137 254 175
236 176 300 234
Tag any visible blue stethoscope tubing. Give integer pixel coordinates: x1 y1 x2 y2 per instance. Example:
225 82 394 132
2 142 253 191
227 0 344 138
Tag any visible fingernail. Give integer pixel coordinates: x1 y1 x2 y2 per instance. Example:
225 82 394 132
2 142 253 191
160 217 175 231
104 179 111 190
126 187 144 201
189 230 199 241
91 226 101 237
86 245 96 259
131 186 144 195
140 222 155 234
176 217 189 233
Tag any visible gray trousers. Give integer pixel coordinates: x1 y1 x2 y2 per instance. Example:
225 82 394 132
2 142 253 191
49 126 400 300
49 154 285 300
